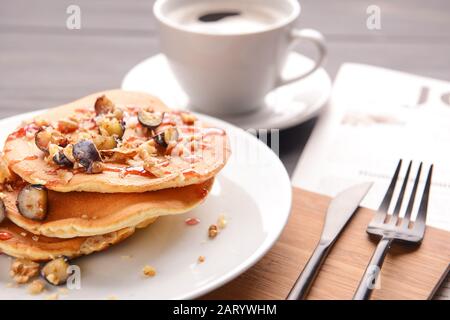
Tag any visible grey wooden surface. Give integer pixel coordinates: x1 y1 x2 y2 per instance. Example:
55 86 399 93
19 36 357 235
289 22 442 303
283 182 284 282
1 0 449 299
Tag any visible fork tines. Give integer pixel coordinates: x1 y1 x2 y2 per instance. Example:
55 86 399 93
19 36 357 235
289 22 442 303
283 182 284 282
368 159 433 241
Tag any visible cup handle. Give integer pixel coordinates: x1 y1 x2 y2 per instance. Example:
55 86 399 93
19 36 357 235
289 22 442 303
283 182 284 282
276 28 327 87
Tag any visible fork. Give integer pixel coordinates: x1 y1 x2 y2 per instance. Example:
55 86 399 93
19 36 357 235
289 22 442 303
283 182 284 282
353 159 433 300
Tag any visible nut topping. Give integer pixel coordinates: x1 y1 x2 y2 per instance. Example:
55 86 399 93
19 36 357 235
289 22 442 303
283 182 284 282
154 127 179 148
94 95 115 115
10 258 40 284
41 257 70 286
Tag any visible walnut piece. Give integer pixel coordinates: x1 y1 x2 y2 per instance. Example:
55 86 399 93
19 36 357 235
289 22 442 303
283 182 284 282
10 259 40 284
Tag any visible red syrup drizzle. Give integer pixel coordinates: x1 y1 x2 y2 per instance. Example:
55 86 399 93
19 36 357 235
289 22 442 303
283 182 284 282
102 165 156 178
0 232 13 241
185 218 200 226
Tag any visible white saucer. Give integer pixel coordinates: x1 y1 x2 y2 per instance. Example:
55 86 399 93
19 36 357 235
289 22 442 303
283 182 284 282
122 53 332 130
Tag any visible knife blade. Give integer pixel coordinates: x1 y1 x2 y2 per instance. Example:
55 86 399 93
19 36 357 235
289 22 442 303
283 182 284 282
287 182 373 300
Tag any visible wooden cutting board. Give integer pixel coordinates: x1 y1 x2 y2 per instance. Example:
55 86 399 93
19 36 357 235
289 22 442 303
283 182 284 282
204 188 450 300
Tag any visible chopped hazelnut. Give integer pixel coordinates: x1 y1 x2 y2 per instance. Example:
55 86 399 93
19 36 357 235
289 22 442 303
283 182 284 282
58 119 78 133
142 265 156 277
95 95 116 115
90 161 104 174
181 113 197 125
62 144 76 163
27 280 46 295
208 224 219 239
98 117 124 138
10 258 40 284
34 117 49 127
139 141 158 159
143 159 166 178
198 256 205 263
41 257 70 286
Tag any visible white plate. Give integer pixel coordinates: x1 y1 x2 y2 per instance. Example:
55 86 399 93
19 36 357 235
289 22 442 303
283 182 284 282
0 110 291 300
122 53 332 130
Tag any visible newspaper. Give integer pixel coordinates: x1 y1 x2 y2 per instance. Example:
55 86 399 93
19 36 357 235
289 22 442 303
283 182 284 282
292 63 450 299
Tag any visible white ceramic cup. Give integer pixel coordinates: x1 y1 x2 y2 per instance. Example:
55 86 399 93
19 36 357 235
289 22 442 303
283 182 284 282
154 0 327 116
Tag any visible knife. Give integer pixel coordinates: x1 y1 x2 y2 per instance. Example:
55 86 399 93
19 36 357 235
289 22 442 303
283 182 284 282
286 182 373 300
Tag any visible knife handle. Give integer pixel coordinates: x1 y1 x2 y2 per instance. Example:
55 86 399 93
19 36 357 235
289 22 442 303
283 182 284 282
286 243 330 300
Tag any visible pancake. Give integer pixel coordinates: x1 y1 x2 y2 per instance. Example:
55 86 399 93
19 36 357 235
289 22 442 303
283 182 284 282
3 178 213 238
0 217 157 262
3 90 230 193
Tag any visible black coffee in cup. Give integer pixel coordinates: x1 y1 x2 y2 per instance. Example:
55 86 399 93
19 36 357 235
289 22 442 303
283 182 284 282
165 0 284 34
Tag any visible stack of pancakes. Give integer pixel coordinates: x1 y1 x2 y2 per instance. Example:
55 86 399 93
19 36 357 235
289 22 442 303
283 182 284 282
0 90 230 262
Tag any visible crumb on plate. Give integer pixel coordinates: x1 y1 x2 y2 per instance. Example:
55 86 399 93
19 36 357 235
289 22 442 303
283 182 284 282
45 293 59 300
217 214 227 229
6 282 18 288
28 280 46 295
208 224 218 239
142 265 156 277
58 288 69 295
198 256 205 263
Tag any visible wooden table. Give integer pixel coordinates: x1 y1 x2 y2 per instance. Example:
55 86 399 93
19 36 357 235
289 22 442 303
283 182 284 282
1 0 449 299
